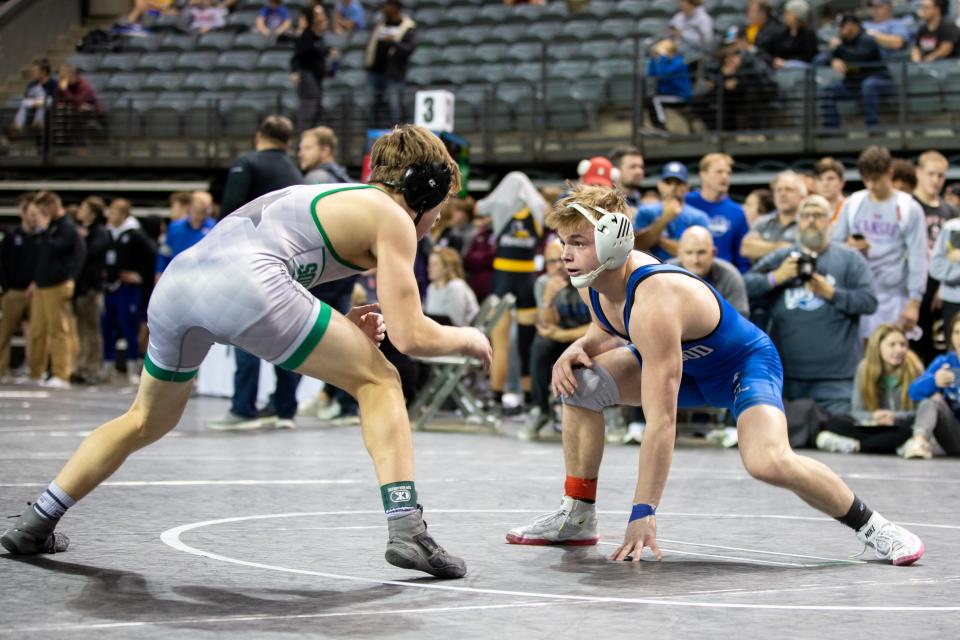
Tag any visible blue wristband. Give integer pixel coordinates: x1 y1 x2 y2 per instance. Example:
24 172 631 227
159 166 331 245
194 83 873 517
629 503 656 522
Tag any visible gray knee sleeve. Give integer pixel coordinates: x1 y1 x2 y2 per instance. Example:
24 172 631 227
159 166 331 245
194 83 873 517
561 364 621 412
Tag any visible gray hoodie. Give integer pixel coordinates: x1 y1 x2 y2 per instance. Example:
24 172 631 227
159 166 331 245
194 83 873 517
929 217 960 303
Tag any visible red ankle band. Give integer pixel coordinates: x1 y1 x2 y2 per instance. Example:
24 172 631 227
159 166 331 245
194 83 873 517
564 476 598 502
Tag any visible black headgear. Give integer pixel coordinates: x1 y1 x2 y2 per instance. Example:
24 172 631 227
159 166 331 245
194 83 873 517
384 163 452 225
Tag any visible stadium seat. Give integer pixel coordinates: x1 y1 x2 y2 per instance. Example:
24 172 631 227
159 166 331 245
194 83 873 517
477 4 511 24
98 53 140 73
107 98 147 136
222 71 265 92
215 51 260 71
143 101 185 138
614 0 645 19
196 31 236 51
340 49 365 70
105 72 146 93
68 54 102 74
447 6 480 26
505 42 545 64
173 51 217 72
584 0 616 20
182 72 225 92
136 52 178 72
233 31 271 50
83 73 111 93
158 33 198 52
121 35 160 53
906 66 943 115
264 71 292 91
225 10 259 31
259 50 291 71
646 0 677 18
142 72 185 93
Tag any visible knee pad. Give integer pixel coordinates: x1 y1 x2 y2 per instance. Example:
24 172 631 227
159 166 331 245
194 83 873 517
561 364 621 412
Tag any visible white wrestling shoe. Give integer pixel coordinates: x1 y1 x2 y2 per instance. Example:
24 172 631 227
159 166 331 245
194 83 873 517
506 496 599 546
856 513 925 566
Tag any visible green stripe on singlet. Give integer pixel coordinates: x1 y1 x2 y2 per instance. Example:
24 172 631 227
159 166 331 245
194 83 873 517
278 301 333 370
309 185 386 272
143 354 198 382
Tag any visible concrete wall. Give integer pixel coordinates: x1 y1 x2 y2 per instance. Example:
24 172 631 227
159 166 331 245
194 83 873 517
0 0 82 78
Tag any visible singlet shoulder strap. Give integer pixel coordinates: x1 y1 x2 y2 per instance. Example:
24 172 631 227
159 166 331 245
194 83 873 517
589 287 627 339
623 264 722 340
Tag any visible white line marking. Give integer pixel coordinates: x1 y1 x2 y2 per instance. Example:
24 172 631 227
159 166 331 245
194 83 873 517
596 541 812 567
3 600 573 633
161 510 960 613
0 391 50 398
0 479 363 488
656 538 866 564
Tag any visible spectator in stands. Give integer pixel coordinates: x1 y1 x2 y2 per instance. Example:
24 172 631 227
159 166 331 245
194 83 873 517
669 226 749 317
185 0 226 33
905 314 960 458
520 239 591 440
55 63 103 146
686 152 751 271
928 207 960 341
364 0 416 128
668 0 714 57
610 145 645 211
746 195 878 414
299 126 351 183
745 0 785 62
633 161 710 261
945 183 960 210
815 324 921 454
168 191 192 221
694 25 778 131
210 116 305 431
72 197 109 385
833 146 928 341
814 156 846 220
915 151 959 250
742 187 775 226
27 192 83 389
155 191 215 277
292 5 340 132
820 14 893 131
647 39 692 130
891 157 918 193
424 247 478 327
741 171 807 262
127 0 177 26
0 194 37 383
864 0 915 58
912 0 958 62
769 0 818 69
256 0 292 37
432 196 475 254
9 59 56 136
333 0 366 34
101 198 155 385
462 206 496 302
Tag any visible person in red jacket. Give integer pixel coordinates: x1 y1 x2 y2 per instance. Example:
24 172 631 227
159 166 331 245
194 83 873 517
55 63 102 146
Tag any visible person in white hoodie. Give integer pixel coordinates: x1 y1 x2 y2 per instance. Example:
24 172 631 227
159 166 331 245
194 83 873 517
832 146 928 341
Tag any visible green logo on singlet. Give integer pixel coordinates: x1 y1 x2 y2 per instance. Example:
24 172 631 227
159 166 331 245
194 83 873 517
296 263 318 286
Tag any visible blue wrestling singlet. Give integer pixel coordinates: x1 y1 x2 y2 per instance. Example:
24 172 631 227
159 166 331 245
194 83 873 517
588 263 784 419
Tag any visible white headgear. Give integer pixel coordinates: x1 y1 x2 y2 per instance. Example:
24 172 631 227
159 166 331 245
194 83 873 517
567 202 635 288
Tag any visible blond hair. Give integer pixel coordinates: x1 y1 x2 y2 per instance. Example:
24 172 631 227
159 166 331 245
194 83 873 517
917 150 948 169
432 247 465 282
31 191 62 215
302 125 338 153
699 152 734 173
546 183 627 232
858 324 924 412
368 124 461 195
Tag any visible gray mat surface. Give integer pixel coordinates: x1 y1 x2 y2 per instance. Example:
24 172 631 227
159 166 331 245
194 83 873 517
1 384 957 638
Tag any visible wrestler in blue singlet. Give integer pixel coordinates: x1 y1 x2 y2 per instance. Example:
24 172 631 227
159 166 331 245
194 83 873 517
589 263 784 419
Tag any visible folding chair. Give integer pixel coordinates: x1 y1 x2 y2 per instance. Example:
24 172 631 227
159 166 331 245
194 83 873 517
408 293 516 433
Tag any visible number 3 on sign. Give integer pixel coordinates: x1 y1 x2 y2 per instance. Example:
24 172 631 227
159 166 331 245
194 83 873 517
414 89 455 133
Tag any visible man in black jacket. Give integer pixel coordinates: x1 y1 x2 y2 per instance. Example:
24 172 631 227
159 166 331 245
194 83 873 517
73 197 110 384
364 0 416 128
291 5 340 133
210 115 306 431
820 13 894 130
0 193 38 382
27 191 84 388
102 198 156 385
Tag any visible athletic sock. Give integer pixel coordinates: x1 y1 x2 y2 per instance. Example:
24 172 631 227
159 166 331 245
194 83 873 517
564 475 598 504
381 481 418 519
32 481 76 521
836 495 874 532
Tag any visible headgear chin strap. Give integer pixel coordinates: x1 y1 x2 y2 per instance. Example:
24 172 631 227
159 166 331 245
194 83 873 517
567 202 635 289
383 163 453 226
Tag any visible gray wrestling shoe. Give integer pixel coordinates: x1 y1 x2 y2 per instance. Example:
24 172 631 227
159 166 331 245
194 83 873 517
1 506 70 555
385 506 466 579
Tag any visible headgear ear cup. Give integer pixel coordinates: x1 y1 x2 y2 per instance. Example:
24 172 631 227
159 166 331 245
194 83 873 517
566 203 635 288
398 163 452 225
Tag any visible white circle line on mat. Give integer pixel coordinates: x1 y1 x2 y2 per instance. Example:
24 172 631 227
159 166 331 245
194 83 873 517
160 510 960 612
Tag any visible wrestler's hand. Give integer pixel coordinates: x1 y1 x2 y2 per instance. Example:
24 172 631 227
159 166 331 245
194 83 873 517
551 344 593 399
611 517 661 562
459 327 492 371
347 303 385 346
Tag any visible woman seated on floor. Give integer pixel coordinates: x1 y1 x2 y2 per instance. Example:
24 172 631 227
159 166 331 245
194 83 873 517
815 324 921 454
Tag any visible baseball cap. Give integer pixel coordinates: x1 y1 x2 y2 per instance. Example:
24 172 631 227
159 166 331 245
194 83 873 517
661 161 689 183
578 156 616 187
836 12 861 26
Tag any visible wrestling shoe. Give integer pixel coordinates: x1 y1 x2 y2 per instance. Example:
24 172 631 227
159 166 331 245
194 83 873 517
1 506 70 555
518 408 549 441
385 506 466 579
506 496 599 545
856 513 924 566
816 431 860 454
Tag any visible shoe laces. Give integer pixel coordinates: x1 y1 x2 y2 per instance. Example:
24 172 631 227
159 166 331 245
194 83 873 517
864 522 907 558
531 505 571 529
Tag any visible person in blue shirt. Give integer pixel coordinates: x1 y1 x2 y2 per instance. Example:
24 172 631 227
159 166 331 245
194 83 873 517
257 0 292 37
633 161 709 261
685 152 751 271
905 313 960 459
646 38 691 130
155 191 216 276
334 0 366 33
863 0 915 58
505 183 925 567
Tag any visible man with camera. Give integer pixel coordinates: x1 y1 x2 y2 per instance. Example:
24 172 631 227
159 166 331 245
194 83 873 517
745 195 878 414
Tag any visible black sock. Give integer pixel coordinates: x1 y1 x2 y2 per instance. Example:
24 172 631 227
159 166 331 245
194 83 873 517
835 495 873 531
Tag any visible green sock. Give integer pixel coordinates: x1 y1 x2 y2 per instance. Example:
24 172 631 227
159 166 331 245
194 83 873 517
381 481 418 519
